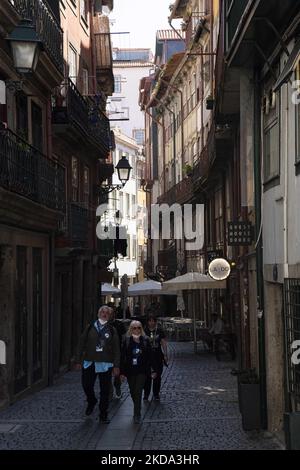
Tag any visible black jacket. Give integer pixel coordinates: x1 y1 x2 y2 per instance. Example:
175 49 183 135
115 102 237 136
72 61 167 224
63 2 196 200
120 335 156 377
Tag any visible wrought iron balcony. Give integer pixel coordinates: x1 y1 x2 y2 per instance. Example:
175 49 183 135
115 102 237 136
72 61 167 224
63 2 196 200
9 0 64 74
52 79 111 156
98 161 114 182
157 177 194 205
0 128 65 212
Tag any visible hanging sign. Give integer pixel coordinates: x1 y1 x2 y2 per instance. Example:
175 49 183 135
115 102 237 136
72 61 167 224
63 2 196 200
208 258 231 281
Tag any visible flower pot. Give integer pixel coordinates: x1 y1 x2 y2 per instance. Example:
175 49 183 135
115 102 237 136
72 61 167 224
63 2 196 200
239 382 261 431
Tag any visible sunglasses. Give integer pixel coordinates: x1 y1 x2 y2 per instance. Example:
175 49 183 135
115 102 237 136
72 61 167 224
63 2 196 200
132 326 141 330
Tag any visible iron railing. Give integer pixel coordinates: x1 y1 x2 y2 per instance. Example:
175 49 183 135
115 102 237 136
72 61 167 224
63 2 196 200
284 279 300 408
157 176 194 205
0 128 65 212
10 0 64 74
225 0 251 51
52 79 111 154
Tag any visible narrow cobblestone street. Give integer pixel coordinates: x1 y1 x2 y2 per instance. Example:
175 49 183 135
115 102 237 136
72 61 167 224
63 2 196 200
0 343 283 450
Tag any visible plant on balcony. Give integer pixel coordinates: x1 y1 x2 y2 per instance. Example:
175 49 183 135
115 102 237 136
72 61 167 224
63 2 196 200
183 163 193 177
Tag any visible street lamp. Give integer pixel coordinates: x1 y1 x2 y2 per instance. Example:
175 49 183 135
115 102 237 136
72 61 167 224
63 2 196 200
115 154 132 185
7 19 42 75
100 154 132 194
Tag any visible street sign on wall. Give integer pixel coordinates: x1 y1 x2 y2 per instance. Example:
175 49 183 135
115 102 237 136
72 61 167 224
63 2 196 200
228 221 254 246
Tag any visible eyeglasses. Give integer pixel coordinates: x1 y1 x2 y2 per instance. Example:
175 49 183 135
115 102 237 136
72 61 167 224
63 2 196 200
132 326 141 330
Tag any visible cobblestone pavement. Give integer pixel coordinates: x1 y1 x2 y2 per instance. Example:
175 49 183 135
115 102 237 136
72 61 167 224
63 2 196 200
0 342 284 450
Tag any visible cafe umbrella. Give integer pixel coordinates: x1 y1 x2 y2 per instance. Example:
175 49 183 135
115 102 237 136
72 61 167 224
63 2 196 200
162 272 227 352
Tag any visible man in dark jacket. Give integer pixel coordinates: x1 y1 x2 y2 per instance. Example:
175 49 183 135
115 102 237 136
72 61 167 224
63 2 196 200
109 305 126 398
75 305 120 423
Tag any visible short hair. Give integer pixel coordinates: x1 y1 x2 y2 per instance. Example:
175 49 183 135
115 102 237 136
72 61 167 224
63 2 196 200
98 305 112 317
147 314 158 323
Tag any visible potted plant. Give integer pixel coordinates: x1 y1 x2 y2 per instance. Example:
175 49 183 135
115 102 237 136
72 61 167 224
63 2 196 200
237 368 261 431
183 163 193 177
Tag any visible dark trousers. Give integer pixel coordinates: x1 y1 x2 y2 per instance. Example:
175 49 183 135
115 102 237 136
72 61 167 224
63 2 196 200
127 374 146 417
144 363 163 398
215 334 236 361
82 364 112 416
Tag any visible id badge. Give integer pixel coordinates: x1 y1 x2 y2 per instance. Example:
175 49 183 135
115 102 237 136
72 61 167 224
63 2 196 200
132 358 137 366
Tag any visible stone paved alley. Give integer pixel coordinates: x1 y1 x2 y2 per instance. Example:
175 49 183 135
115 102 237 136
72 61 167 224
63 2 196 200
0 343 283 451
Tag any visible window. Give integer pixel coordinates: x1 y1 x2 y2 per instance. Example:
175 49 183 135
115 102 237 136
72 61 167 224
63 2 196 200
126 234 131 258
131 195 136 217
72 157 79 202
132 235 137 259
68 44 77 85
82 68 89 96
214 189 223 244
263 78 280 183
31 101 43 152
114 75 122 93
80 0 87 21
126 193 130 218
16 92 28 141
264 122 280 181
83 166 90 205
133 129 145 145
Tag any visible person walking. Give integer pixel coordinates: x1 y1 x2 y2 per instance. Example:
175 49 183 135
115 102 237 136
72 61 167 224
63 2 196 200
143 315 168 401
75 305 120 423
108 305 126 399
120 320 156 424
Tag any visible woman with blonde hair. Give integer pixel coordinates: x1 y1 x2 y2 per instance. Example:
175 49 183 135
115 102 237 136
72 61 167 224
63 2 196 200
120 320 156 423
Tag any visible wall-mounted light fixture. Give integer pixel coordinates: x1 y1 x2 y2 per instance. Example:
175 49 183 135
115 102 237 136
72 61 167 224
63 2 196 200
6 19 43 92
100 154 132 194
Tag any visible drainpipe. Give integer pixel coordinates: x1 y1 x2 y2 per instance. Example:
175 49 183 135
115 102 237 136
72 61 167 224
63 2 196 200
210 0 214 99
254 69 267 429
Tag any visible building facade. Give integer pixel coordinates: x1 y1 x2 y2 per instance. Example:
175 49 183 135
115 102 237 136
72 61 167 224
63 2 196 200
0 0 114 408
141 0 300 445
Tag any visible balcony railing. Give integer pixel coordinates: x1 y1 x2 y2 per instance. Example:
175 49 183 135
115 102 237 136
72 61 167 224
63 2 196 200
10 0 64 74
157 177 194 205
0 128 65 212
52 79 111 154
225 0 251 51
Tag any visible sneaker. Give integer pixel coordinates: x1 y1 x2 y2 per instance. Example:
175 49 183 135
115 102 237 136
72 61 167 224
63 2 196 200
85 400 97 416
154 396 160 401
143 396 149 401
99 414 110 424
